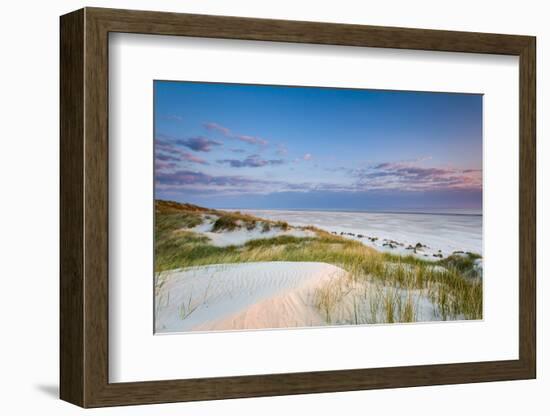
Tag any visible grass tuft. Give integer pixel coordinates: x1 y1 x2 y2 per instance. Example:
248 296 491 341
212 215 239 232
154 199 483 324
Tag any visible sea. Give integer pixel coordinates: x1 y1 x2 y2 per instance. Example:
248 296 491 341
240 208 482 259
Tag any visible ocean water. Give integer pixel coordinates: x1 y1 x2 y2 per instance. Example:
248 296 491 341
241 209 482 259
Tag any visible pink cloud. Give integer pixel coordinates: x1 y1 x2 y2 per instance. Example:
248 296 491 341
182 152 208 165
234 135 268 146
203 121 270 147
203 122 231 136
355 159 481 192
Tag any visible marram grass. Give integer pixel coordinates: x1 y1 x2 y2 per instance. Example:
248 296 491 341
155 200 482 324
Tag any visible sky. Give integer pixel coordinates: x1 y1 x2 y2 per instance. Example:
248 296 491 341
154 81 482 212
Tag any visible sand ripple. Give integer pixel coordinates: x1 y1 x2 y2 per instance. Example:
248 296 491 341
155 261 347 333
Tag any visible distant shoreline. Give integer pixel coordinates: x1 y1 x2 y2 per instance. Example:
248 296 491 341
215 207 483 217
154 199 483 331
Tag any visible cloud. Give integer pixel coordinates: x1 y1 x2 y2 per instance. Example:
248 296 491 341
155 134 480 197
203 122 269 147
276 144 288 156
155 160 177 172
181 153 209 165
155 135 211 166
175 136 222 152
156 151 208 166
156 170 224 186
217 154 285 168
162 115 184 122
203 122 231 136
155 169 347 196
373 156 432 170
234 135 268 146
354 159 481 192
155 170 284 194
156 153 180 162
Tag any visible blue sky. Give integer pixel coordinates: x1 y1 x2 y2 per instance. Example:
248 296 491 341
154 81 482 211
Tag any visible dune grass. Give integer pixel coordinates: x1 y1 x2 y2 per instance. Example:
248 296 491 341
155 212 203 242
211 215 241 232
154 199 482 324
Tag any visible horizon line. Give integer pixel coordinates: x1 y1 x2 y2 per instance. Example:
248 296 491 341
155 199 482 217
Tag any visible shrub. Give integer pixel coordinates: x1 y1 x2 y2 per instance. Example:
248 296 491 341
212 215 239 232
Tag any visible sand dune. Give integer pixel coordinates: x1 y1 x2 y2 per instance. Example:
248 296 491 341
243 209 482 259
155 262 347 333
190 217 315 247
153 201 481 333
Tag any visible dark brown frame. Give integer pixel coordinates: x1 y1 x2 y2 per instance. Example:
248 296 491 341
60 7 536 408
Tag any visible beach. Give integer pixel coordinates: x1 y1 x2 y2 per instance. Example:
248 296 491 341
154 200 483 333
242 209 482 259
155 262 347 333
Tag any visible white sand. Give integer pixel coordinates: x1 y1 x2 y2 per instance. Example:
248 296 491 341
155 211 473 334
155 262 347 333
155 261 451 334
243 209 483 259
190 217 315 247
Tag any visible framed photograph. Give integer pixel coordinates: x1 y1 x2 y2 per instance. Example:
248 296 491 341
60 7 536 407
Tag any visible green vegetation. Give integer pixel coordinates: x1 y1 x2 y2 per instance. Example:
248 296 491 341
155 211 203 242
275 221 289 231
154 199 482 324
309 254 481 325
211 215 240 232
438 252 482 279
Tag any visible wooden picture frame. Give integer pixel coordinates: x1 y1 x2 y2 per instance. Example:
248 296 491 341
60 7 536 408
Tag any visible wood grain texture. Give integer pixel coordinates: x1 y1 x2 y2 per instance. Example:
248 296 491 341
83 10 110 406
88 7 532 54
59 8 84 407
518 38 536 376
59 7 537 408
